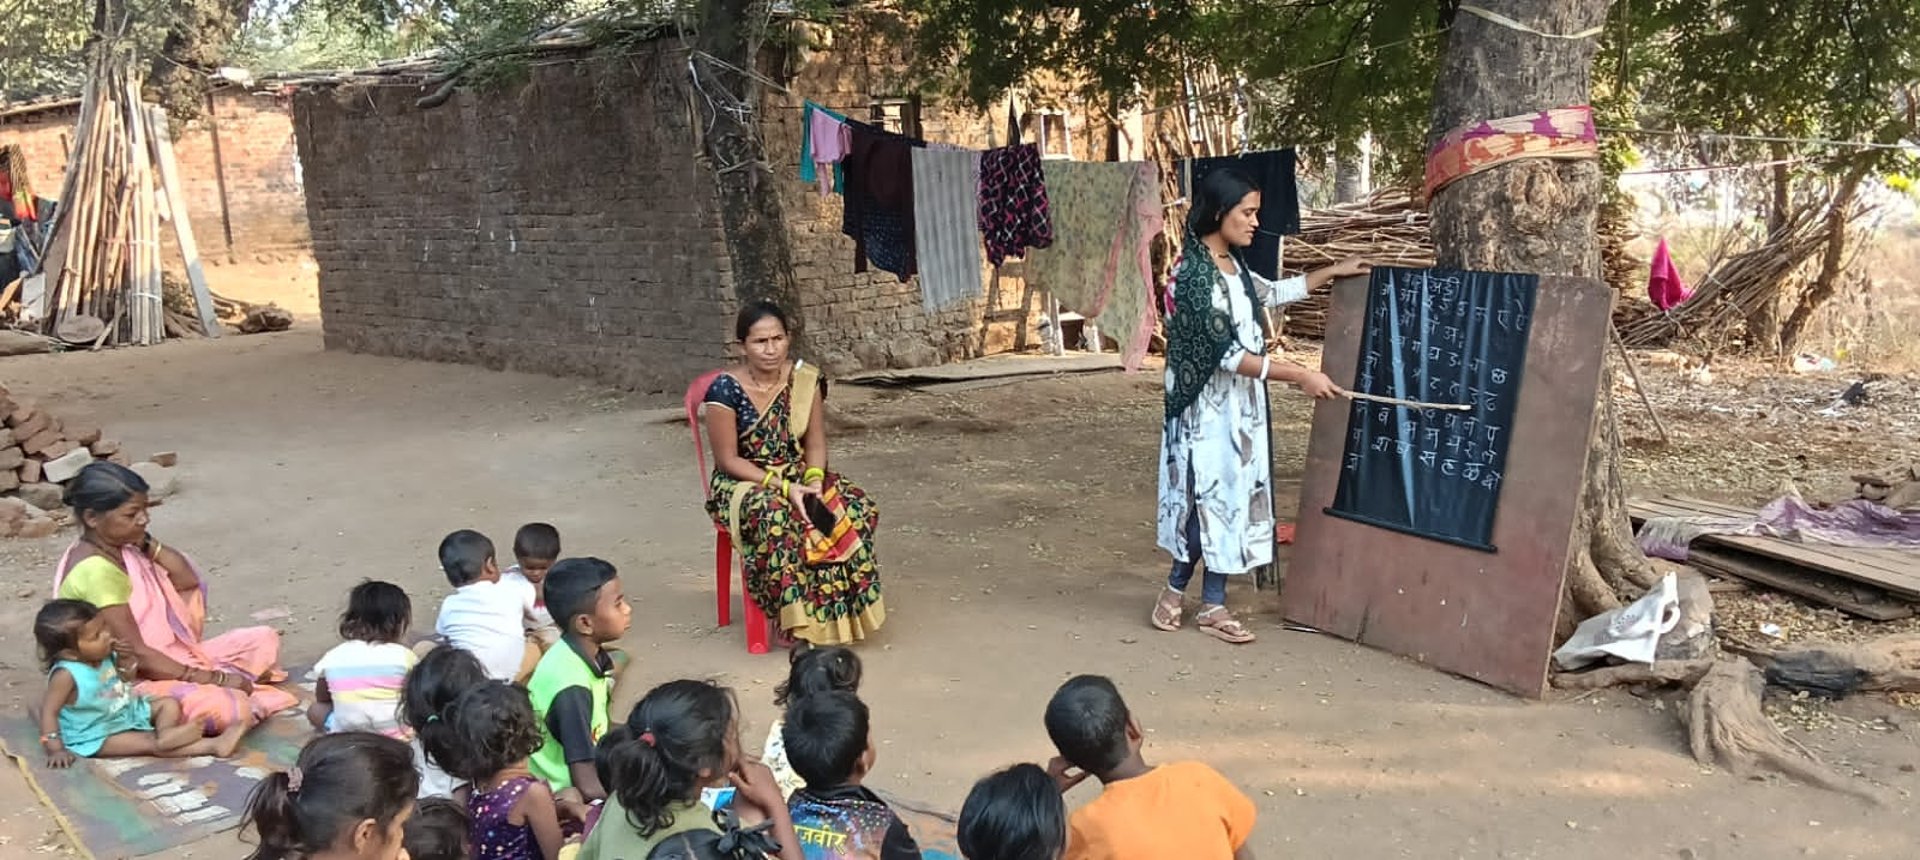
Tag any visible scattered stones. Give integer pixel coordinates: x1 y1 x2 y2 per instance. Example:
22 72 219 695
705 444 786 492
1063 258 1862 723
150 451 179 468
130 461 179 499
17 482 63 512
41 448 95 484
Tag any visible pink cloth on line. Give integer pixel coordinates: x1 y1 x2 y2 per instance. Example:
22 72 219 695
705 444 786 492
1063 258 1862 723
809 110 851 197
1648 238 1691 311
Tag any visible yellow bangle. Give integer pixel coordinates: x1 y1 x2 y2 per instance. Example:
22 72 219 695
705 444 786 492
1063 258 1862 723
802 468 825 485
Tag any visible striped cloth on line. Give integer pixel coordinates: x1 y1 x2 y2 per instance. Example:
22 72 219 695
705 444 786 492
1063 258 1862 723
911 148 986 313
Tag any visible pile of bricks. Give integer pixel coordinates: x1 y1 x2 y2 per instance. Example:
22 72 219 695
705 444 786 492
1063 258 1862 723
0 383 133 509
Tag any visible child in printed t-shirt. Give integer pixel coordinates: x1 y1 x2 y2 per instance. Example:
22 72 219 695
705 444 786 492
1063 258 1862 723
446 681 578 860
783 691 921 860
957 764 1067 860
1043 675 1256 860
528 558 631 804
310 581 419 739
764 644 862 801
434 530 538 682
35 600 244 767
503 523 563 650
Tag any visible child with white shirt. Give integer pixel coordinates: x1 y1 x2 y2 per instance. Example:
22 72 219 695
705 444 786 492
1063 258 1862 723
433 529 538 682
502 522 563 649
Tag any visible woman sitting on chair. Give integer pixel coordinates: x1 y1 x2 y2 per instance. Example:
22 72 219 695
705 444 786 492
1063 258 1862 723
702 301 885 647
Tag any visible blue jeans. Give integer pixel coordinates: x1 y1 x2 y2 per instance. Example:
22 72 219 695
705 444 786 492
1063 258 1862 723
1166 501 1228 605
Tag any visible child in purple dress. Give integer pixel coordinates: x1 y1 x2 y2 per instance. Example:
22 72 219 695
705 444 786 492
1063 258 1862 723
447 681 577 860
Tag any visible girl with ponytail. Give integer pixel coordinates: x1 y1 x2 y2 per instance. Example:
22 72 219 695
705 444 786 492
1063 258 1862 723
399 646 490 798
240 732 420 860
578 680 803 860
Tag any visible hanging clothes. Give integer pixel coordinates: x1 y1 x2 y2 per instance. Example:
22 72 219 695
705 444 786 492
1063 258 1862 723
977 143 1054 266
799 102 847 196
1648 237 1691 311
910 148 985 312
842 120 922 282
1177 149 1300 281
1021 161 1164 372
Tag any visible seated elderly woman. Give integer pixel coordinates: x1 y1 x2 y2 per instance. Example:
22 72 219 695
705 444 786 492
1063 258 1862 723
702 301 886 647
53 462 297 736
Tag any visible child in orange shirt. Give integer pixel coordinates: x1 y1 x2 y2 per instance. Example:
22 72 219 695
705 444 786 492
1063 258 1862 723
1043 675 1256 860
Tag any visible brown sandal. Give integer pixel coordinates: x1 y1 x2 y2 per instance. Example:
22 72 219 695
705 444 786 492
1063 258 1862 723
1196 606 1256 644
1150 587 1184 632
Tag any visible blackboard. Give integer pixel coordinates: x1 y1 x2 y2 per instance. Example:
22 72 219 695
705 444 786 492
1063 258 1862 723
1326 266 1539 551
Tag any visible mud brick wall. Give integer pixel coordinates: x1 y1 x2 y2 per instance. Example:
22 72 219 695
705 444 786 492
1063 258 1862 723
0 89 311 255
292 49 736 391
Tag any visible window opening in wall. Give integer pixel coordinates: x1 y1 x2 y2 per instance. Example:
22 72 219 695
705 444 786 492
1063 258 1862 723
869 98 922 137
1036 111 1071 159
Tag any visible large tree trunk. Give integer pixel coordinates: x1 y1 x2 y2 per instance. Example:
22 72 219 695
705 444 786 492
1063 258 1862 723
1427 0 1655 625
1745 144 1792 354
693 0 809 351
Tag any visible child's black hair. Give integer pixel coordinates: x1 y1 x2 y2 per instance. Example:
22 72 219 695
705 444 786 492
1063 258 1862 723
1043 675 1133 775
957 763 1068 860
438 529 495 587
443 681 543 785
595 723 630 795
772 643 862 707
399 646 491 780
545 557 618 634
339 580 412 644
781 690 868 789
603 679 737 838
513 523 562 562
34 599 97 671
403 797 470 860
241 732 419 860
645 808 782 860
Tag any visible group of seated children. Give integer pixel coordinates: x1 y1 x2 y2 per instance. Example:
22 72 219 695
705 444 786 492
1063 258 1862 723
40 520 1259 860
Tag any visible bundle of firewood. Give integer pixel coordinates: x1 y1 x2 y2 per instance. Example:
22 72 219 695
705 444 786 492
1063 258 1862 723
31 45 220 348
1279 192 1436 338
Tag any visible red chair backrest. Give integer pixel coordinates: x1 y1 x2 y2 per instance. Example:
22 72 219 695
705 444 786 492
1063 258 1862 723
685 369 725 502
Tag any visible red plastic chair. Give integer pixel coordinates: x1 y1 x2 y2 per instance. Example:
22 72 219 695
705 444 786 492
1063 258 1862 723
686 370 771 655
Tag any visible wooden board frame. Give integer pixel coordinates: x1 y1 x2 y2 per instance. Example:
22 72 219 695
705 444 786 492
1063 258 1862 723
1280 274 1613 698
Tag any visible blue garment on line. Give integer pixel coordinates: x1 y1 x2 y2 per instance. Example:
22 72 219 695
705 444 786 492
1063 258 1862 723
800 101 847 195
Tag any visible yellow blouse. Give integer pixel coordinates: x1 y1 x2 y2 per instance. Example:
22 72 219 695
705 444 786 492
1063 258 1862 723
57 556 133 609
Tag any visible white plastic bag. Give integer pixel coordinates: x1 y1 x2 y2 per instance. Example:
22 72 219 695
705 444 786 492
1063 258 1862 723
1552 572 1681 670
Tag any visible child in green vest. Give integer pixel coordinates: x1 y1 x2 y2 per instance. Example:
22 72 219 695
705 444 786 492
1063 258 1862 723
528 557 632 810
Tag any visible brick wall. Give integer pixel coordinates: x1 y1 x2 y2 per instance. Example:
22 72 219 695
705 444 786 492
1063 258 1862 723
292 17 1126 388
0 89 311 256
292 47 736 391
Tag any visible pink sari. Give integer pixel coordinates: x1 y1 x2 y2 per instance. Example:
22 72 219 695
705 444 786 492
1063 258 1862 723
54 543 298 733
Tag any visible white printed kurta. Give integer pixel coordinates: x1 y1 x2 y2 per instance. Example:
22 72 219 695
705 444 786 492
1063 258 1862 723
1157 264 1309 574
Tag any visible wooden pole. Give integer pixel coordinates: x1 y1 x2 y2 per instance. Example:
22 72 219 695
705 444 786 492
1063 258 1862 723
147 105 219 337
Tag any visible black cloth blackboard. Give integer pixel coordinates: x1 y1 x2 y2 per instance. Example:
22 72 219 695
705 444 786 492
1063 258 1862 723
1327 267 1539 551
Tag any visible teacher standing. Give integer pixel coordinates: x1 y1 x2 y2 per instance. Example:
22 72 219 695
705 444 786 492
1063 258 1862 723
1151 169 1370 645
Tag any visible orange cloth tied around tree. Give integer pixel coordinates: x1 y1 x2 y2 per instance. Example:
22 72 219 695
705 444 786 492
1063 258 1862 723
1423 105 1598 200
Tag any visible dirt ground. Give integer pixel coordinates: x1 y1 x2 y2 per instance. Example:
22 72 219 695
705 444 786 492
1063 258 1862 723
0 320 1917 858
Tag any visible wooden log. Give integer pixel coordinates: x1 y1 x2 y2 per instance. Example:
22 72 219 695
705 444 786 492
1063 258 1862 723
146 105 220 339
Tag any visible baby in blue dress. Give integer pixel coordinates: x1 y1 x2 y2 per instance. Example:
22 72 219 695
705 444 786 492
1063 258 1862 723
35 600 244 767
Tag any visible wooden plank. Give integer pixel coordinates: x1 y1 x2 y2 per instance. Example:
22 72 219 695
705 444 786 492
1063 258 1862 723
1282 274 1613 698
1691 546 1914 621
1630 496 1920 598
145 105 220 338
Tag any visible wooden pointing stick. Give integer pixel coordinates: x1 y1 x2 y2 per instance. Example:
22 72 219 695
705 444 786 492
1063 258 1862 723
1339 389 1474 411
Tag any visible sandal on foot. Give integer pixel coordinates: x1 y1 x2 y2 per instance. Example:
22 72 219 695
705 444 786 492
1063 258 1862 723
1150 587 1184 632
1195 606 1256 644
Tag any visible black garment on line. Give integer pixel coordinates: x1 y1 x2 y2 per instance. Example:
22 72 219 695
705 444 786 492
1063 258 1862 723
841 119 923 282
1326 266 1538 552
1177 148 1300 281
